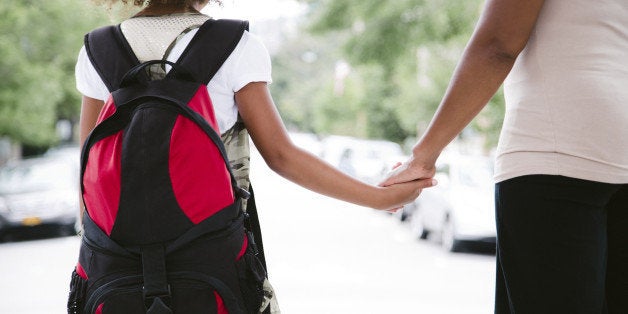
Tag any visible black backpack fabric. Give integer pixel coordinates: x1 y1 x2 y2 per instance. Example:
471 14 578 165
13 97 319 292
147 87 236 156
67 19 268 314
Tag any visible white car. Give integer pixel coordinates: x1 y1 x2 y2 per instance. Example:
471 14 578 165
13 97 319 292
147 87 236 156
407 155 496 252
321 135 406 184
0 147 80 239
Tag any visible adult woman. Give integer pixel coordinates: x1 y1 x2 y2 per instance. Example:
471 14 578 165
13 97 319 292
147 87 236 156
383 0 628 312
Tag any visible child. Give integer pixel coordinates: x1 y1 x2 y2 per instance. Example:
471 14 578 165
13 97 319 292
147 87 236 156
78 0 434 218
72 1 435 313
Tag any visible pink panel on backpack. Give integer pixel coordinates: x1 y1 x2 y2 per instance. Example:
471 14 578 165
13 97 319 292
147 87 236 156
214 291 228 314
169 102 234 224
83 132 123 235
76 262 88 280
95 303 104 314
187 86 221 133
97 96 117 123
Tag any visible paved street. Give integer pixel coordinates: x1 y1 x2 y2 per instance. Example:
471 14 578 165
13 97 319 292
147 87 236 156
0 152 496 314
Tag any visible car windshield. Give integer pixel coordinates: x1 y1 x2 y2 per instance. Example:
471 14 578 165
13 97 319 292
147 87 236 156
0 160 75 194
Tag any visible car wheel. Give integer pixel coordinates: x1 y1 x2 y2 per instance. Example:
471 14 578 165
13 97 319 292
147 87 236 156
409 211 429 240
396 209 407 221
441 216 463 252
393 206 410 222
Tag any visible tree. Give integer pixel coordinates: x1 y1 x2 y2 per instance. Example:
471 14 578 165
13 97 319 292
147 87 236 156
307 0 480 71
296 0 504 148
270 31 345 134
0 0 108 149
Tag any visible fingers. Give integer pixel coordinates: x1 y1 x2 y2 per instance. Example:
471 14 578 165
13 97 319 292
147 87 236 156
379 178 437 211
385 206 402 213
413 178 438 189
379 163 412 187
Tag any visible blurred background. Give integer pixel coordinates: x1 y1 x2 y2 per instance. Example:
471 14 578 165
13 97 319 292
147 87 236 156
0 0 502 313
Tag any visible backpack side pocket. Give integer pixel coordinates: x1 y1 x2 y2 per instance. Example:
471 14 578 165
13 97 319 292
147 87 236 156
67 268 88 314
236 248 267 313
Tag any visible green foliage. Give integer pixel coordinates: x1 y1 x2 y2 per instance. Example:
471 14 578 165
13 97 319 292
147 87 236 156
0 0 108 146
311 77 367 137
309 0 481 74
278 0 504 146
270 32 344 133
352 64 408 142
270 31 408 142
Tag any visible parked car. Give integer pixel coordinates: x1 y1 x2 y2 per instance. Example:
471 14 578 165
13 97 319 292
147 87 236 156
406 154 496 252
0 147 80 239
321 135 406 184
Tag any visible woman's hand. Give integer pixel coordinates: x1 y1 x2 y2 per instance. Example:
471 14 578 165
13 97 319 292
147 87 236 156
379 154 437 187
372 178 437 212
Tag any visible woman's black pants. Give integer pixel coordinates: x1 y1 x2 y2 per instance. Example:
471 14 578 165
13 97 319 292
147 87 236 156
494 175 627 314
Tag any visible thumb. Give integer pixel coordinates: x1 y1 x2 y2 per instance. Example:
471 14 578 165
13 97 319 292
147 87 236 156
411 178 438 189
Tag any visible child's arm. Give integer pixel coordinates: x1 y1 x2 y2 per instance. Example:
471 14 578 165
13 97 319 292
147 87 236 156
78 95 106 221
236 82 436 211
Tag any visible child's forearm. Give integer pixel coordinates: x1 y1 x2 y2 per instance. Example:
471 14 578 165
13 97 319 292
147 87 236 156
236 82 431 209
263 144 387 208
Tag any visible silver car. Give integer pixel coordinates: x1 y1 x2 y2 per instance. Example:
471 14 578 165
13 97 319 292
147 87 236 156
0 148 79 239
407 154 496 252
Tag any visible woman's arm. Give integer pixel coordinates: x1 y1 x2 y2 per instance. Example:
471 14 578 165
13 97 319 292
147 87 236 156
236 82 436 211
381 0 545 186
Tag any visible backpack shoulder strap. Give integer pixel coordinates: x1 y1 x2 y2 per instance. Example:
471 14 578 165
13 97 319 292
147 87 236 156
174 19 249 85
84 25 140 92
85 20 247 90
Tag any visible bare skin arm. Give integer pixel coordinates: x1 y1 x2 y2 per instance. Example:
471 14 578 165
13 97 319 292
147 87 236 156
236 82 436 211
79 96 105 148
78 96 105 219
381 0 546 186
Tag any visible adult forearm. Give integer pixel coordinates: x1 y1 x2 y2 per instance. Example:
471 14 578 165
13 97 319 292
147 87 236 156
380 0 544 187
413 41 517 161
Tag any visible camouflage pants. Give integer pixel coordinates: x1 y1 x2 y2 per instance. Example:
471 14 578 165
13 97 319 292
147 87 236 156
221 118 251 210
221 119 281 313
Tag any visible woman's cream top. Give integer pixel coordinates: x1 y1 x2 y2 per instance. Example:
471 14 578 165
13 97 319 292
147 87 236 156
495 0 628 183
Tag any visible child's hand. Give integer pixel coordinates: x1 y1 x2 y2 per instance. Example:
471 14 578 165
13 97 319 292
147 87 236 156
372 178 437 212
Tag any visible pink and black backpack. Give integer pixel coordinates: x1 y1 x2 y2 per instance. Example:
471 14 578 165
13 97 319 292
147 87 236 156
67 19 267 314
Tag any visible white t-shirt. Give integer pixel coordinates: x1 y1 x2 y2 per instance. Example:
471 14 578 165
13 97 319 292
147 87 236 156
495 0 628 184
75 16 272 134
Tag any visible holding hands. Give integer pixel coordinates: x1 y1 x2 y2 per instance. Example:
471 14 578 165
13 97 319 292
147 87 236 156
377 150 439 212
373 176 437 212
380 151 437 187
